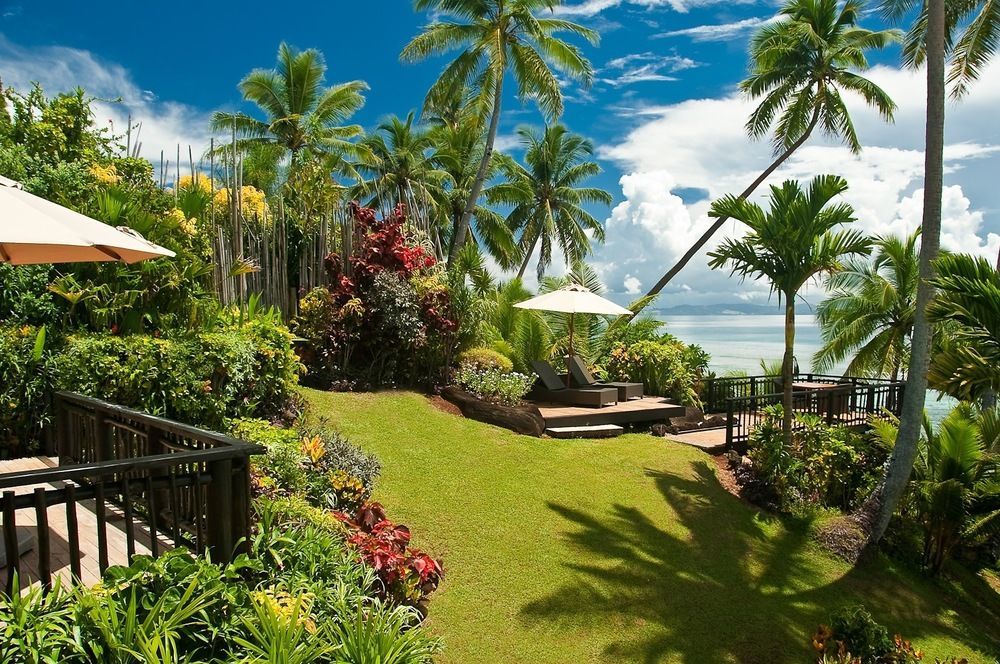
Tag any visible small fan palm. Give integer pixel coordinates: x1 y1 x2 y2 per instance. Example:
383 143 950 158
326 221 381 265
708 174 872 444
643 0 898 302
814 230 920 380
212 43 368 169
402 0 598 266
927 252 1000 402
486 124 611 280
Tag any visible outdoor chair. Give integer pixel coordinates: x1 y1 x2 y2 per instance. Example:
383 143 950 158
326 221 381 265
566 355 643 401
529 360 619 408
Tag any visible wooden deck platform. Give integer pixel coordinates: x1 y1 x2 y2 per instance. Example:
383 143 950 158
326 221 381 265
536 397 685 429
0 456 174 590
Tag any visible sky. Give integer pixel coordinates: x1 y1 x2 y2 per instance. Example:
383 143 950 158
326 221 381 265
2 0 999 308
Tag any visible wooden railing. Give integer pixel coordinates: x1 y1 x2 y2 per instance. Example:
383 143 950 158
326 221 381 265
722 380 905 454
1 392 263 593
704 373 903 413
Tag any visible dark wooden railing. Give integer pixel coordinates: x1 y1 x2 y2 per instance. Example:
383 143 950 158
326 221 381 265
1 392 263 593
720 379 905 453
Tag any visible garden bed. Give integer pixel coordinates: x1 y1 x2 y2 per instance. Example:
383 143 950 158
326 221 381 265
440 386 545 437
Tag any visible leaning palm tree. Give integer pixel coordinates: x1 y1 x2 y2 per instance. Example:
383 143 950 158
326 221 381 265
813 231 920 380
642 0 898 304
864 0 999 552
708 174 872 444
212 43 368 170
927 252 1000 403
486 125 611 280
401 0 598 266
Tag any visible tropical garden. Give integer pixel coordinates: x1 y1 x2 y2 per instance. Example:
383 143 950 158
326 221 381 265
0 0 998 661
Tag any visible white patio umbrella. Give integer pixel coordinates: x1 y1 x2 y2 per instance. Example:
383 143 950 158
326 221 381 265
0 176 174 264
515 283 632 360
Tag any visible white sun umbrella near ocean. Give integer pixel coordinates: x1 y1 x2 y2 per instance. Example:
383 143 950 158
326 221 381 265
515 283 632 363
0 176 174 264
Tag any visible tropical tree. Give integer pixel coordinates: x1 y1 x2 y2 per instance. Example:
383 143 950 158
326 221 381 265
641 0 898 304
871 404 1000 574
708 175 872 444
212 43 368 171
927 252 1000 403
813 231 920 380
865 0 999 550
401 0 598 266
486 124 611 280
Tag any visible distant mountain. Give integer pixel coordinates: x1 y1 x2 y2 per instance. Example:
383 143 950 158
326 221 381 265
652 303 814 316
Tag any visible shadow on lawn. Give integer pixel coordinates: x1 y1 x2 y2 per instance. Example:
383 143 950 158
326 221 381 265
520 460 994 664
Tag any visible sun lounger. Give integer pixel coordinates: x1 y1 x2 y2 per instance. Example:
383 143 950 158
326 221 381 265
529 360 618 407
566 355 644 401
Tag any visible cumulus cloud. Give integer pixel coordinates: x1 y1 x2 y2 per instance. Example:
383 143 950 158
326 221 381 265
653 16 778 42
623 274 642 294
0 35 214 180
594 59 1000 304
555 0 756 17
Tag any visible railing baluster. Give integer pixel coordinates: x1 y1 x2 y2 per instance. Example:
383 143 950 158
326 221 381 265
121 477 135 559
65 484 81 582
95 483 109 574
32 488 51 590
3 491 19 595
145 475 158 558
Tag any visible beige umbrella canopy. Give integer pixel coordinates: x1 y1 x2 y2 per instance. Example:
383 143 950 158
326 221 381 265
0 176 174 265
515 283 632 358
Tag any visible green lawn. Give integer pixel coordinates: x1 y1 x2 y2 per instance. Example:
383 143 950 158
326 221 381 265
302 388 1000 664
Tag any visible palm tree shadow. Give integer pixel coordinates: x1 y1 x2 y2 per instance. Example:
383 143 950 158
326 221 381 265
520 459 996 663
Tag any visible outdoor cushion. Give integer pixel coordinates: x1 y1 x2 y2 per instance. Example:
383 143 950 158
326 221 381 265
567 355 643 400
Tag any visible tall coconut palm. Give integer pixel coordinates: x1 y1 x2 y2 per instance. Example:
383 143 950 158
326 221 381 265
486 124 611 280
865 0 998 551
401 0 598 266
641 0 898 305
212 43 368 171
927 252 1000 403
813 231 920 380
708 174 871 444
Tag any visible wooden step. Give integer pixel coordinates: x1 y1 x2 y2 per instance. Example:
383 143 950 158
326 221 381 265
546 424 624 439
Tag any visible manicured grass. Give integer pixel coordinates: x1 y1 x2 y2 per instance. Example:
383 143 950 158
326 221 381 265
302 388 1000 663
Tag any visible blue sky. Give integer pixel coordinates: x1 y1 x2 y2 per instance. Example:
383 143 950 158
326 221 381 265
2 0 999 305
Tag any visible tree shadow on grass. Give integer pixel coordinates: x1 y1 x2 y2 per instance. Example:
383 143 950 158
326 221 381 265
520 459 996 664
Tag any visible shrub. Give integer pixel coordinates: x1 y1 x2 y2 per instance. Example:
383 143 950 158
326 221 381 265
455 365 534 407
458 347 514 373
0 325 52 456
811 604 967 663
52 321 300 431
605 339 700 406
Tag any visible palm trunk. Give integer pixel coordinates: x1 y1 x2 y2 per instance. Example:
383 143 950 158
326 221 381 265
636 107 822 311
516 231 540 280
782 294 796 445
448 70 505 267
862 0 945 551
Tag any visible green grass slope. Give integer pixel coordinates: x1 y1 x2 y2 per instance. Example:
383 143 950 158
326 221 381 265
302 388 1000 664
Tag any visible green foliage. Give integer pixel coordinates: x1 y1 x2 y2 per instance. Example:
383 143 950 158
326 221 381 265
0 575 78 663
330 600 440 664
746 406 887 511
457 347 514 373
455 365 534 407
0 325 53 455
0 264 60 327
52 322 300 431
605 339 701 406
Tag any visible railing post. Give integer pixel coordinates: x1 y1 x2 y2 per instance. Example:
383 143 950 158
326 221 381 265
95 413 112 463
54 393 68 461
206 458 234 563
725 399 734 452
232 458 251 557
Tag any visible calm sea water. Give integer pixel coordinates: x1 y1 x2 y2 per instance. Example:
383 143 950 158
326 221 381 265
660 314 954 421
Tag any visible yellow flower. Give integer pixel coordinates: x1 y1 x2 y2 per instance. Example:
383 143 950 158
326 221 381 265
301 434 326 464
213 185 270 222
89 163 119 185
177 173 213 193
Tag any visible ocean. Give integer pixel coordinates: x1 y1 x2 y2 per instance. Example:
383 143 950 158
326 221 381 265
660 313 954 421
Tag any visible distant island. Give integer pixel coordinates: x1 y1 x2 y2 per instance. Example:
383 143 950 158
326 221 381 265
651 303 816 316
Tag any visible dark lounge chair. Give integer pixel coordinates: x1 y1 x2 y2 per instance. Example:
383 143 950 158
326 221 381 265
529 360 619 407
566 355 644 401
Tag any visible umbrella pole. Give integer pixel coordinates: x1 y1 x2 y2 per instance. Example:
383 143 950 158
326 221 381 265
566 314 574 387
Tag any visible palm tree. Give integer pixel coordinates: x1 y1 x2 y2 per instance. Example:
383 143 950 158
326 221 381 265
871 404 1000 574
212 43 368 170
486 125 611 280
641 0 898 305
927 253 1000 403
865 0 999 551
813 231 920 380
401 0 598 266
708 175 871 444
427 99 518 269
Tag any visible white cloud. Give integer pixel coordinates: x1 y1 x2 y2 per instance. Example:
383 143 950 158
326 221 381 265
555 0 756 17
653 16 779 42
599 52 699 87
0 35 214 181
623 274 642 294
594 59 1000 303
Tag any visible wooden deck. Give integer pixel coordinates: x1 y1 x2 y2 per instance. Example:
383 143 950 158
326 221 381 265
0 456 174 589
536 397 685 429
